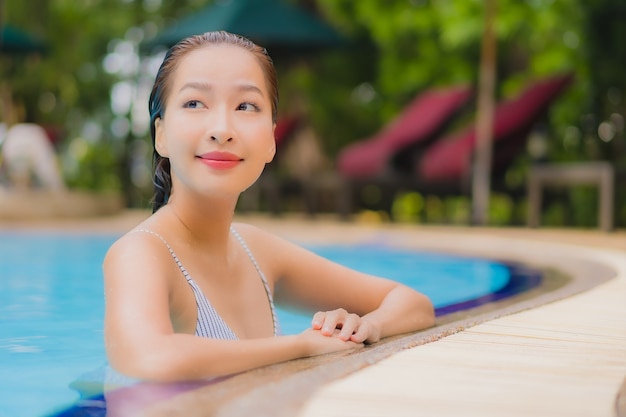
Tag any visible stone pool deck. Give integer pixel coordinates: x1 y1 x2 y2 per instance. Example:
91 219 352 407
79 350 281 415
3 210 625 417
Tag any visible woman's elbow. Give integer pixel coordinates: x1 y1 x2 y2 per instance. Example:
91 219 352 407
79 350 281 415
416 293 436 330
107 347 196 383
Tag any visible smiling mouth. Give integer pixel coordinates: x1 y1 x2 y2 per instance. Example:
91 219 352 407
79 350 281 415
197 152 243 169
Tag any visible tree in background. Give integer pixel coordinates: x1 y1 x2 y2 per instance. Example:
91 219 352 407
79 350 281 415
300 0 624 226
1 0 623 226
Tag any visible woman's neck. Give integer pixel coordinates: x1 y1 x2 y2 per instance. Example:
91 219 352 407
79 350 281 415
160 193 238 256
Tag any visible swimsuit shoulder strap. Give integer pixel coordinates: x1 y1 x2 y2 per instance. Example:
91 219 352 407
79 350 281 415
132 228 192 282
230 226 280 337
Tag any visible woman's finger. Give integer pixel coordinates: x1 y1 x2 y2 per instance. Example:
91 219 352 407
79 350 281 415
311 311 326 330
350 319 381 344
349 320 370 343
312 308 349 336
338 313 361 341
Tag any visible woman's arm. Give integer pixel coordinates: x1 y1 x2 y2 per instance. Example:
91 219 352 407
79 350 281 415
311 283 434 344
107 328 360 382
103 233 362 382
240 225 436 344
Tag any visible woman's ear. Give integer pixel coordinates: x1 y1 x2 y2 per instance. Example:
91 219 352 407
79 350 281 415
154 118 168 157
266 123 276 163
266 140 276 163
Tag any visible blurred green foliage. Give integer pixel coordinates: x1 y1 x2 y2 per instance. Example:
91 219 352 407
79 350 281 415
1 0 623 227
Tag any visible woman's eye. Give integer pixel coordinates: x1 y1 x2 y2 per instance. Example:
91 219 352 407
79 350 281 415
237 102 259 112
183 100 203 109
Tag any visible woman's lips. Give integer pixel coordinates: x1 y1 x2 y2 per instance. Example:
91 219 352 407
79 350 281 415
197 151 243 169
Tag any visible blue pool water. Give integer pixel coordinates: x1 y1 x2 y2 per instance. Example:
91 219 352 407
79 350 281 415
0 232 538 417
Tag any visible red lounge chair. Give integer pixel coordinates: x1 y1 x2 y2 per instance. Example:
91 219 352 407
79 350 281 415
337 85 473 180
416 73 573 189
334 74 573 218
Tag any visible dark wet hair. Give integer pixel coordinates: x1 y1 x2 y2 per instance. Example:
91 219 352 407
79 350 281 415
148 31 279 213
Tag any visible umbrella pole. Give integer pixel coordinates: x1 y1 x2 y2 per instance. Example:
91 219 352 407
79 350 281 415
0 0 4 44
0 0 5 126
471 0 497 226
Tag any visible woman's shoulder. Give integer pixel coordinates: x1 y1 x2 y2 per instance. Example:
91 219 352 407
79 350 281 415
103 229 181 294
104 218 173 270
232 223 296 256
231 221 292 248
230 221 266 237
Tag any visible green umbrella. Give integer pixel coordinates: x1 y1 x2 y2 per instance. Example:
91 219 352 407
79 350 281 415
0 24 46 54
141 0 344 55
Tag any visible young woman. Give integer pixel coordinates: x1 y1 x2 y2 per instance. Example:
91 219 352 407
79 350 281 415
103 31 434 382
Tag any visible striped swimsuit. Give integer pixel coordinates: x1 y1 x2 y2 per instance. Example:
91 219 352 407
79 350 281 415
136 227 280 339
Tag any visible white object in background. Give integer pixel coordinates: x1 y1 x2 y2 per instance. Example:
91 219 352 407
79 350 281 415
1 123 66 190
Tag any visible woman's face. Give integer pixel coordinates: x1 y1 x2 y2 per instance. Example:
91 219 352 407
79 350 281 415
154 45 276 200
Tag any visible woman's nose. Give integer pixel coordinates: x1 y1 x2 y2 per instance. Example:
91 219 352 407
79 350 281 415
210 133 233 143
208 107 234 144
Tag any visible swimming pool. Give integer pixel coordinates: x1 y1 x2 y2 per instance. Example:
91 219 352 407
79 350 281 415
0 232 540 417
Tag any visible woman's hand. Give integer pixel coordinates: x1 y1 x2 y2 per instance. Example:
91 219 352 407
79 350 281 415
298 327 363 357
311 308 382 344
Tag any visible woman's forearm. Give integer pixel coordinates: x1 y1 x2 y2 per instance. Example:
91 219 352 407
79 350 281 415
109 333 305 382
108 328 363 382
361 285 435 342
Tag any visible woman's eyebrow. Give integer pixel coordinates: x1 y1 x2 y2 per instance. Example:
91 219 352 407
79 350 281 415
177 81 264 97
236 83 264 97
178 81 211 93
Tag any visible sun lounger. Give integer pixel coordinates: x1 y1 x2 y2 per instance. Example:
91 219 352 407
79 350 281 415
335 73 573 218
337 85 473 180
416 73 574 189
